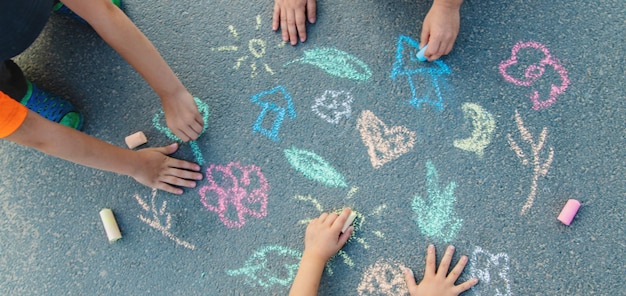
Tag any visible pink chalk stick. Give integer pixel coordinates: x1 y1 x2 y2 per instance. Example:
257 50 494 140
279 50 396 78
557 199 580 225
125 131 148 149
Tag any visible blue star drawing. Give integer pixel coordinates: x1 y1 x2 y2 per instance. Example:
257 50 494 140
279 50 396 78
250 86 297 142
390 35 451 112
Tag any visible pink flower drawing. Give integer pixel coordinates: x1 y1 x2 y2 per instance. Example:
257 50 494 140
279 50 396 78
199 162 269 228
499 41 569 110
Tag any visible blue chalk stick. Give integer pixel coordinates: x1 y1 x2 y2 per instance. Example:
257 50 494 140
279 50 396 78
417 44 428 62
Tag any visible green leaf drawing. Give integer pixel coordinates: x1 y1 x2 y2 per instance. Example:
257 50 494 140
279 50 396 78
285 47 372 81
284 147 347 188
411 161 462 242
225 245 302 288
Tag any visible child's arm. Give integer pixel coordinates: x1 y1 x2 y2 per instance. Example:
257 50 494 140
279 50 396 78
289 208 353 296
6 110 202 195
404 245 478 296
272 0 316 45
62 0 204 142
420 0 463 61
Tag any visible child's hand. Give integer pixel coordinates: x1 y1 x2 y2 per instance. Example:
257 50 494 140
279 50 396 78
131 143 203 195
420 1 461 61
272 0 316 45
303 207 354 262
162 92 204 142
404 245 478 296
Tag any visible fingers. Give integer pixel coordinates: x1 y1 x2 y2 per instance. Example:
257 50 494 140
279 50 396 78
286 12 299 45
306 0 316 23
424 244 437 277
295 12 307 43
455 278 479 294
331 207 351 230
403 267 418 289
437 245 455 276
447 255 468 282
272 2 280 31
337 225 353 246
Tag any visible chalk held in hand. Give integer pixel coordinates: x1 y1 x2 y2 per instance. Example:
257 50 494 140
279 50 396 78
125 131 148 149
416 44 429 62
557 199 580 225
100 208 122 243
341 210 357 233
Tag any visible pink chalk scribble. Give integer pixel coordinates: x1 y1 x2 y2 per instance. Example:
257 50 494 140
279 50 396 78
199 162 269 228
499 41 569 110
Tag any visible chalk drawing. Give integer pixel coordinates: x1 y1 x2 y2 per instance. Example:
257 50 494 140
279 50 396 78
357 259 409 296
284 146 347 188
499 41 570 110
211 15 283 77
508 110 554 215
198 162 269 228
390 35 451 111
453 102 496 157
152 97 210 165
285 47 372 81
357 110 416 169
250 86 296 142
470 246 512 296
226 245 302 288
134 189 195 250
411 161 462 242
293 190 387 276
311 90 354 124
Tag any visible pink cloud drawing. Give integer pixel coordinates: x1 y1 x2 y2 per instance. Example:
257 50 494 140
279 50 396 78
499 41 569 110
199 162 269 228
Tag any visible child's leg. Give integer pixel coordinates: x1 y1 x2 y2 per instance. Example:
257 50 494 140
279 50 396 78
0 60 83 130
0 60 28 101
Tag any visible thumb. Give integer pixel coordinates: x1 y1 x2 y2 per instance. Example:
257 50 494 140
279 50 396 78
155 143 179 155
403 267 418 288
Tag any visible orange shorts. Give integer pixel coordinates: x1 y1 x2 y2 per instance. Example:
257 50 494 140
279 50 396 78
0 91 27 138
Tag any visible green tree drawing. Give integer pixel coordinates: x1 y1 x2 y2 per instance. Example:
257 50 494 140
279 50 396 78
411 161 463 242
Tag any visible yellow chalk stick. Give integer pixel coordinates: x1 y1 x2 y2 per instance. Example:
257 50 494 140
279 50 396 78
341 211 357 233
125 131 148 149
99 208 122 243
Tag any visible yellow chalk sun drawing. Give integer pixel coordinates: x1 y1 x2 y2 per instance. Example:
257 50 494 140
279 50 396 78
293 187 387 275
211 15 285 78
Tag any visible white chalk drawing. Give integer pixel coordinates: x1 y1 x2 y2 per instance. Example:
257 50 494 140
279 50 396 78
453 103 496 157
311 90 354 124
134 189 196 250
211 15 284 78
470 246 512 296
507 110 554 215
357 259 409 296
357 110 417 169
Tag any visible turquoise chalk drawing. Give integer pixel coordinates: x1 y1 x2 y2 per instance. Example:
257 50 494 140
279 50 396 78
152 97 210 164
251 86 296 142
390 35 451 111
285 47 372 81
284 147 347 188
226 245 302 288
411 161 462 242
470 246 512 296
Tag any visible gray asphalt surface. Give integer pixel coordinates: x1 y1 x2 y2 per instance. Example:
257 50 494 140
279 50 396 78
1 0 625 294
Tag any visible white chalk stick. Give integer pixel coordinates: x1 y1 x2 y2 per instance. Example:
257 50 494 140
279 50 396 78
99 208 122 243
341 211 357 233
125 131 148 149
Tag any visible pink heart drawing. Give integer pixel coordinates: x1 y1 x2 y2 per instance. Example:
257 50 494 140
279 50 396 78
499 41 569 110
357 110 416 169
198 162 269 228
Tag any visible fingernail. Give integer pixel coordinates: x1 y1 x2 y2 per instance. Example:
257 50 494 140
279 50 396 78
403 267 413 276
309 18 315 23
